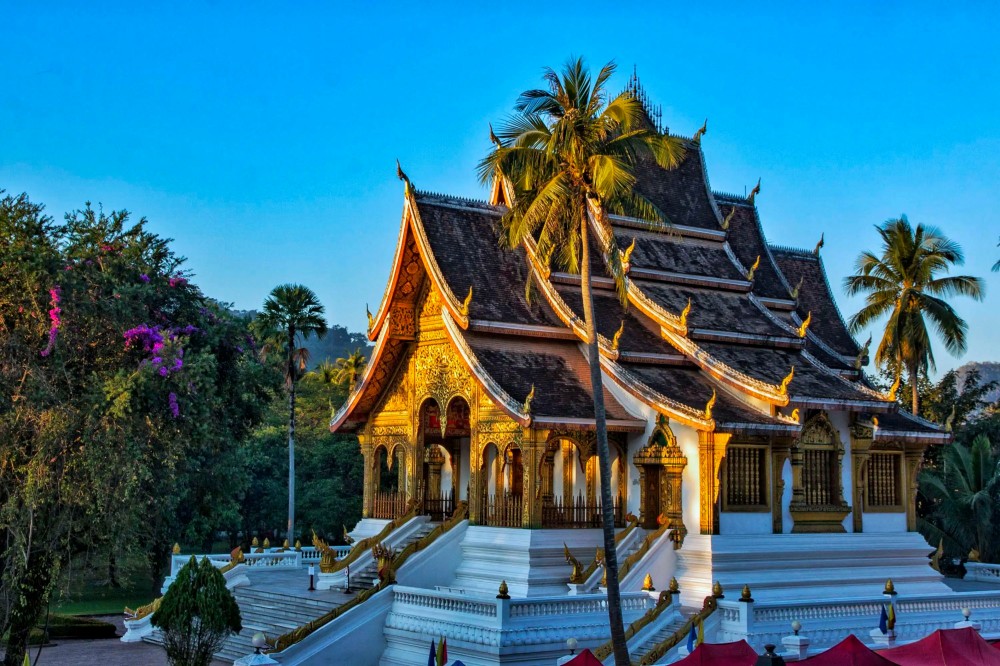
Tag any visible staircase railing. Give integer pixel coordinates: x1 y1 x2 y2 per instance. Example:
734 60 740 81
617 520 670 583
572 515 640 589
634 594 719 666
268 502 469 654
325 502 420 574
592 590 675 661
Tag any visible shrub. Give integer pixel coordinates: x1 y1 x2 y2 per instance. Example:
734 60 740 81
152 556 241 666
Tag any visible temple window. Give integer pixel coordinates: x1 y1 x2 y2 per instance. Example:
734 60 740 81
723 444 769 510
866 451 903 510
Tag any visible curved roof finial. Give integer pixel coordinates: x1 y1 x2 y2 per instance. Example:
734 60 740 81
747 178 761 205
693 119 708 144
396 159 413 196
813 233 825 255
721 206 736 230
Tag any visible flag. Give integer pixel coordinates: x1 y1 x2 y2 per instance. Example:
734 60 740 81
887 601 896 631
878 605 888 634
696 619 704 646
427 640 437 666
687 623 697 652
437 636 447 666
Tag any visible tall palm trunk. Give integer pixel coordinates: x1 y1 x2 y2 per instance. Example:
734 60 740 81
909 360 919 415
287 326 296 541
580 209 629 665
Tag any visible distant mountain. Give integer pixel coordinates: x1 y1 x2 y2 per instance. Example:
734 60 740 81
302 324 372 369
235 309 371 370
955 361 1000 405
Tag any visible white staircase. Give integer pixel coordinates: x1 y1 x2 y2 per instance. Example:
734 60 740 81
219 587 338 662
348 522 436 591
625 605 694 664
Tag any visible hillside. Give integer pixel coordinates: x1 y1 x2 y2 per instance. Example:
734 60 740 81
955 361 1000 405
302 324 372 369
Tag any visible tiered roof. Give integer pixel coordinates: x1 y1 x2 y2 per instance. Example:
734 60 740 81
331 103 948 444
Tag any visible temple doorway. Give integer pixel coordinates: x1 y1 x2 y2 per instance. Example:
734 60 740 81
420 398 470 520
479 442 524 527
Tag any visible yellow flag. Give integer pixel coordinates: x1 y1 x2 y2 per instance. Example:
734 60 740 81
697 618 705 646
887 601 896 630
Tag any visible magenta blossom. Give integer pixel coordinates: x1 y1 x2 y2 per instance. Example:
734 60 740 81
40 286 61 357
168 276 187 288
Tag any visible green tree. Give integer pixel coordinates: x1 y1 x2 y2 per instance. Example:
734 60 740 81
918 435 1000 562
152 556 241 666
479 58 685 665
845 216 984 414
332 348 367 392
255 285 327 542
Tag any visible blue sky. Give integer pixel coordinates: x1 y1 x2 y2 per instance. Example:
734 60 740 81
2 2 998 374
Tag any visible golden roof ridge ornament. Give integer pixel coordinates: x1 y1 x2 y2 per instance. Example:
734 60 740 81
704 389 717 421
747 178 761 205
855 334 872 369
790 408 800 422
679 298 692 329
693 118 708 144
813 232 825 255
887 373 901 402
522 384 535 415
612 320 625 352
396 159 413 196
721 206 736 230
796 311 812 338
779 365 795 396
366 303 375 334
746 255 761 282
460 286 474 318
790 276 804 301
621 238 637 274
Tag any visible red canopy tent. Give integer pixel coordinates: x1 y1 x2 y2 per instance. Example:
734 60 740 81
564 649 603 666
880 627 1000 665
800 634 896 665
672 640 759 665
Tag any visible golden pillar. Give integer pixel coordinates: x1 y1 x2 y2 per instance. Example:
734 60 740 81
849 422 874 533
698 431 728 535
521 428 546 528
358 433 375 519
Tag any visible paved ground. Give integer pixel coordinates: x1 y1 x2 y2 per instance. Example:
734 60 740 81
241 566 357 604
2 615 228 666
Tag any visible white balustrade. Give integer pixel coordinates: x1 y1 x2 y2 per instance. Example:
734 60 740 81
965 562 1000 584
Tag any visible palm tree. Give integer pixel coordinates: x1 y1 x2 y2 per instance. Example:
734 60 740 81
333 348 367 393
307 358 338 385
479 58 685 665
919 435 1000 562
256 284 327 541
844 216 983 414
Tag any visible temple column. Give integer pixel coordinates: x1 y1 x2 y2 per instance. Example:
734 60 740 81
359 433 375 519
586 455 598 505
562 440 574 505
427 445 445 499
698 431 727 535
904 449 922 532
849 422 874 533
770 438 792 533
521 428 546 528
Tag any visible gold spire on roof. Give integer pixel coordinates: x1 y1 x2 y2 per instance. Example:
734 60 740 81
796 311 812 338
612 320 625 352
366 303 374 333
747 255 761 282
855 334 872 369
679 298 692 329
721 206 736 230
396 159 413 196
522 384 535 415
621 238 637 274
460 286 473 318
779 365 795 395
693 118 708 144
747 178 761 205
790 276 804 301
704 389 717 421
813 232 825 255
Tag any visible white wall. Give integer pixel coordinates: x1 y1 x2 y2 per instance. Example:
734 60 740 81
781 458 793 534
862 512 906 533
828 411 856 533
720 511 771 534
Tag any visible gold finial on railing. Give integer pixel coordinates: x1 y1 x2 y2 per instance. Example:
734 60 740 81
746 255 761 282
712 581 725 598
565 543 584 584
740 584 754 602
497 580 511 599
172 543 181 555
282 539 290 549
294 539 302 551
669 577 680 593
884 579 896 595
251 537 259 547
263 538 271 549
642 574 655 591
